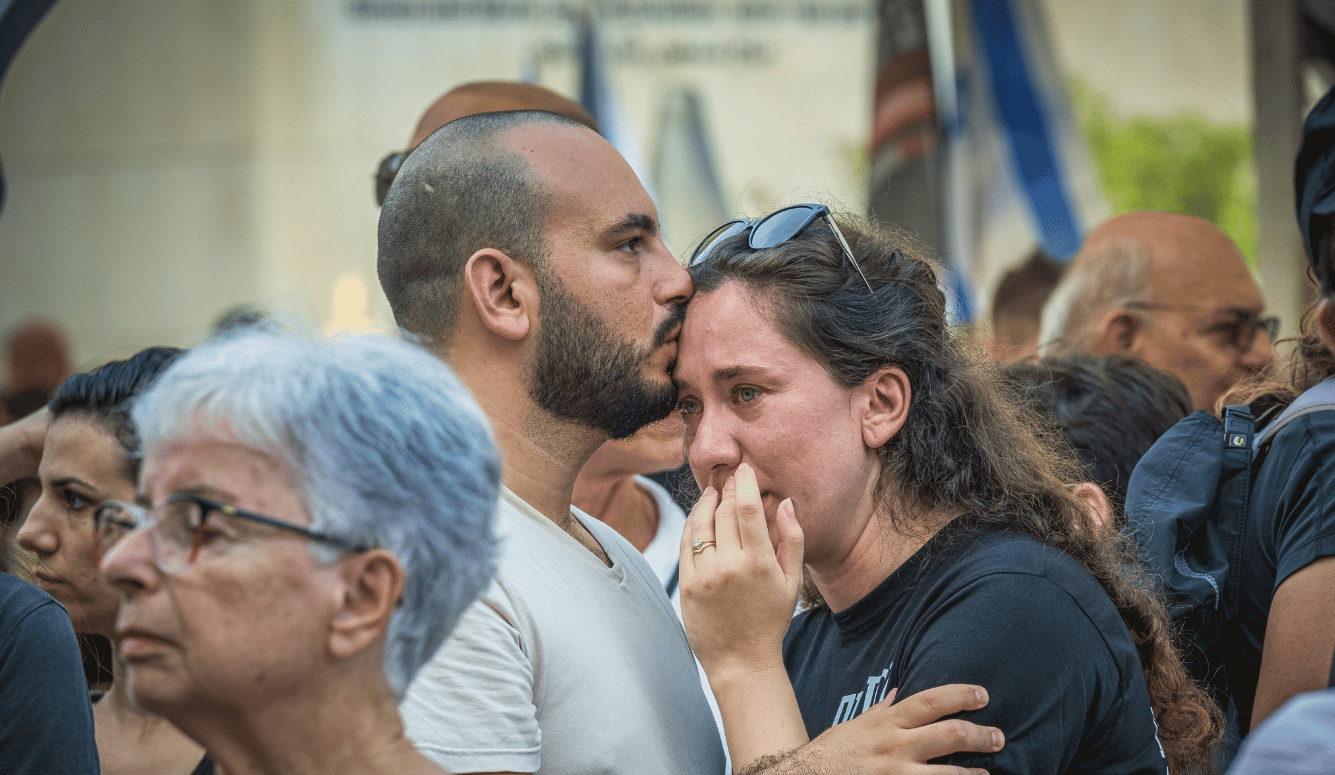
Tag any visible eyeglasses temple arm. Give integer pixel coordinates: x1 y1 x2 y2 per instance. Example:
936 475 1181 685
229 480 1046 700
823 214 874 293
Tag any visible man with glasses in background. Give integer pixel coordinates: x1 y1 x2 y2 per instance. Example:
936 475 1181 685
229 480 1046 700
1037 211 1276 413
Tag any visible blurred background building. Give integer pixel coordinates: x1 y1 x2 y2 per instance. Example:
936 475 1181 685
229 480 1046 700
0 0 1320 365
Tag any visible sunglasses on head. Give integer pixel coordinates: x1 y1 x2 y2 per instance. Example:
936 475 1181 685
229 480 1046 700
689 203 874 293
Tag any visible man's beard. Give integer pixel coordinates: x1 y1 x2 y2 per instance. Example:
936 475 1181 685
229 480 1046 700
526 272 684 440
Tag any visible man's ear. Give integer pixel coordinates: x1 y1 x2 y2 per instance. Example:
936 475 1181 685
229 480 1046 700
1316 298 1335 357
462 248 537 342
1072 481 1113 532
328 549 404 662
859 366 911 449
1089 308 1139 355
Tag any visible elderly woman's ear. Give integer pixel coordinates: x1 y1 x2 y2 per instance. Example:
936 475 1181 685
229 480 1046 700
327 549 406 661
858 366 911 449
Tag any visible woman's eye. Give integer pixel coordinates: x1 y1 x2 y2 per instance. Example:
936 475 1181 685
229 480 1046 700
62 489 88 511
737 387 759 403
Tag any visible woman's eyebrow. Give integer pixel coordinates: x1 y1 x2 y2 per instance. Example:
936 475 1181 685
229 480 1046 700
714 365 771 382
675 364 772 392
52 475 99 495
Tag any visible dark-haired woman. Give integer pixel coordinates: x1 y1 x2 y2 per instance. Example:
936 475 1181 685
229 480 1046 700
3 347 210 775
673 206 1221 775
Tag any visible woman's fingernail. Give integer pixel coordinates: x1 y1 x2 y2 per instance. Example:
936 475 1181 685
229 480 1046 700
724 476 735 492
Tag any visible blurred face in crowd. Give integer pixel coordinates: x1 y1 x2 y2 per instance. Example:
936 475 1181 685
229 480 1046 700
17 415 132 636
101 433 340 717
1129 224 1274 412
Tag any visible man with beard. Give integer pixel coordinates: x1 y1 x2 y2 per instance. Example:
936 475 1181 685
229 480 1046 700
376 109 1004 775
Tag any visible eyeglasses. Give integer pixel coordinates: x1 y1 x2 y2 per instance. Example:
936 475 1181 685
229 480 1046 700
94 494 368 573
689 203 874 293
1122 301 1281 352
374 150 406 207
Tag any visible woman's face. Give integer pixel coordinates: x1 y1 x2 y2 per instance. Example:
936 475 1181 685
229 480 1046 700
17 415 134 636
100 433 338 718
673 282 882 566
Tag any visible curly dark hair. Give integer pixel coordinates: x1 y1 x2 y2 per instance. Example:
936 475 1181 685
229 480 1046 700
689 213 1222 774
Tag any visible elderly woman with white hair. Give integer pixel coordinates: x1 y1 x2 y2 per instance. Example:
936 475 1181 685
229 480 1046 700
96 329 500 775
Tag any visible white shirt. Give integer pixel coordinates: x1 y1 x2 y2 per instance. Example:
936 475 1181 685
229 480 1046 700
401 487 725 774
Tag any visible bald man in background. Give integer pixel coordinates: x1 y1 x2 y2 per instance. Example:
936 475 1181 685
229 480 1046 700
1038 211 1277 413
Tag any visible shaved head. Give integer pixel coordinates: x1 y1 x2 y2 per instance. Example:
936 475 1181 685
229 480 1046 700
377 110 592 347
408 82 598 149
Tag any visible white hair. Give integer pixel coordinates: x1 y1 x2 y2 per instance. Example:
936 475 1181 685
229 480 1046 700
1038 238 1153 356
131 327 500 698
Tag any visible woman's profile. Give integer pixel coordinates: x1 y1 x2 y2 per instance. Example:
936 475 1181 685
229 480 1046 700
673 206 1222 775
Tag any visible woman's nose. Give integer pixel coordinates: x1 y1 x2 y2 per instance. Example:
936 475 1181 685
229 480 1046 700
16 497 58 556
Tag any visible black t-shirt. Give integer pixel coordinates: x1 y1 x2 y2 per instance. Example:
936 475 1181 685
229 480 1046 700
1218 409 1335 735
783 525 1167 775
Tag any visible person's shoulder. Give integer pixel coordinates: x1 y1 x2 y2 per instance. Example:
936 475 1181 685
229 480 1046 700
1264 405 1335 454
1254 406 1335 501
942 526 1085 582
0 572 63 629
930 528 1119 626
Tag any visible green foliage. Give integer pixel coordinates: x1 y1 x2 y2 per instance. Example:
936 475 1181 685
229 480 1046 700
1071 80 1258 266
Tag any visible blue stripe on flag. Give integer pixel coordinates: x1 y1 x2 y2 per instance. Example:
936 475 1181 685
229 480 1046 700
971 0 1082 260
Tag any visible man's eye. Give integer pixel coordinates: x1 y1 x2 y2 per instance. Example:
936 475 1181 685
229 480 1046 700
676 398 701 415
1216 322 1244 346
618 237 642 254
737 387 759 403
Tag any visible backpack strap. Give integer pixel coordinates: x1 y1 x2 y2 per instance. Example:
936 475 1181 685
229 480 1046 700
1254 376 1335 450
1218 406 1255 614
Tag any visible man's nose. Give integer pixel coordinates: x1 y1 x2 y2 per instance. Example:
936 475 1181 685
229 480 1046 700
650 239 693 309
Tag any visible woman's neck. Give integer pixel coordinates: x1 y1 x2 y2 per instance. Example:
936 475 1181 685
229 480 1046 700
807 498 951 613
196 679 442 775
572 473 661 552
99 655 178 729
94 659 206 775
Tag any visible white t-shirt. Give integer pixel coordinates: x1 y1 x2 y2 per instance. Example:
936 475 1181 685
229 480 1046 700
634 475 731 774
636 474 689 590
401 487 725 775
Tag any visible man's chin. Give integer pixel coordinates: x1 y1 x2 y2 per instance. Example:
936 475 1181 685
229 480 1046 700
599 380 678 440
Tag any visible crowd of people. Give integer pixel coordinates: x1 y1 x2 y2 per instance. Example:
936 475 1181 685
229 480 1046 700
1 77 1333 775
